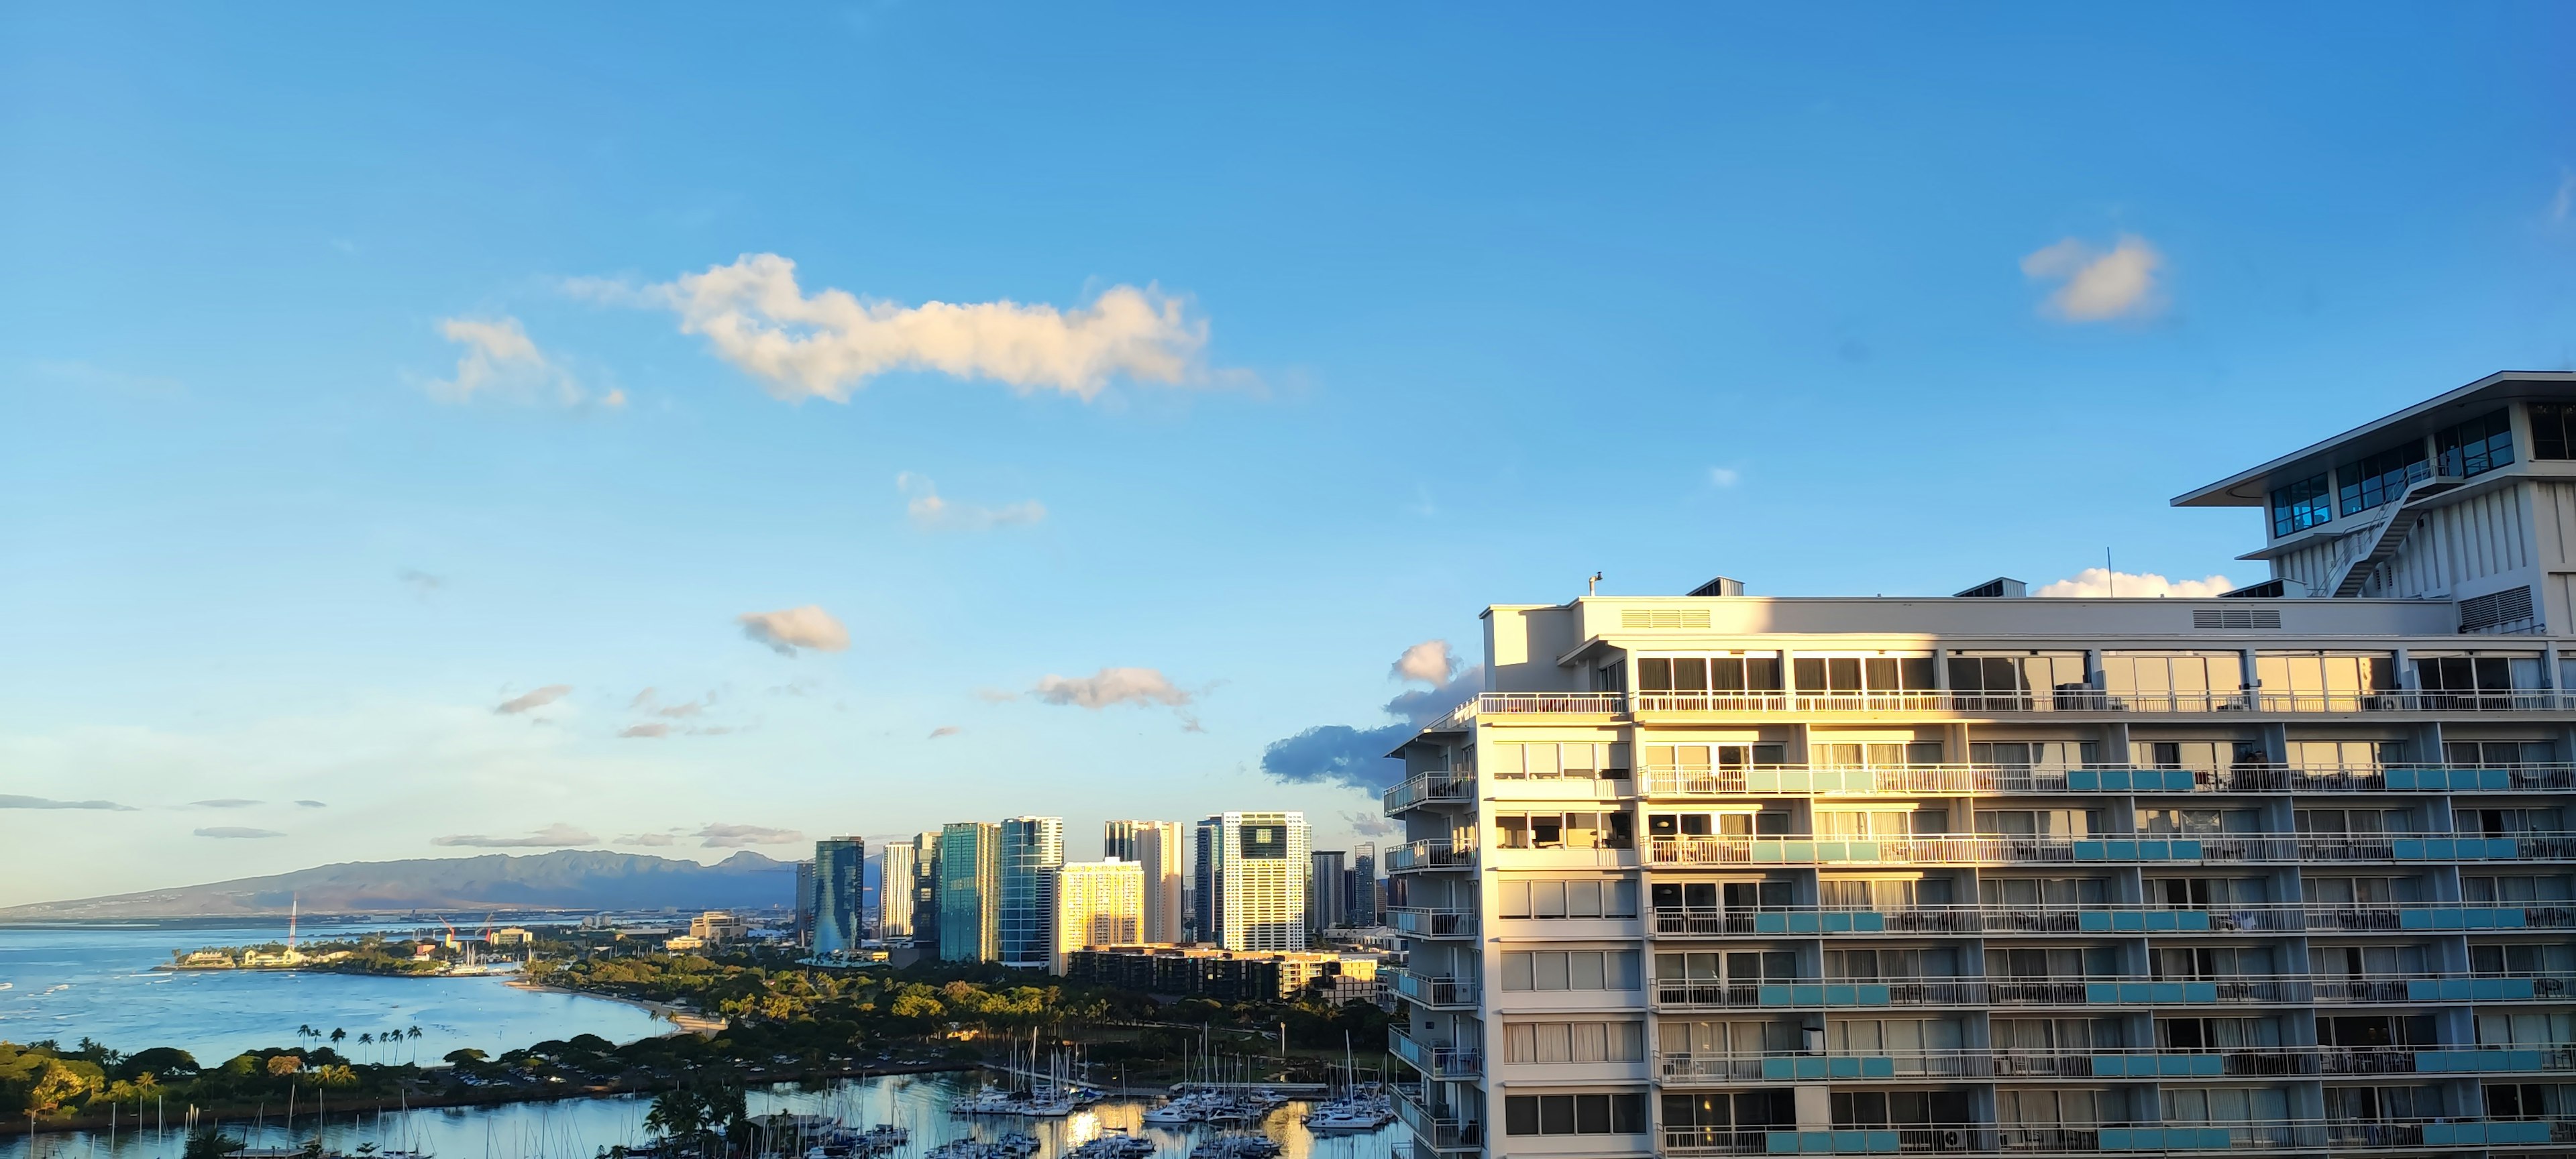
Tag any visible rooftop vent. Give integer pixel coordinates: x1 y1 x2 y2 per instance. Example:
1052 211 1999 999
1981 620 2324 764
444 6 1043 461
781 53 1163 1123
1623 608 1713 629
2459 586 2536 634
1687 575 1746 598
2192 608 2283 629
1953 577 2027 598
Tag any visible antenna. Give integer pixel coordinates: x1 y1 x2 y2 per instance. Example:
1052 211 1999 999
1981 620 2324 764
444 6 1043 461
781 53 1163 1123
2106 548 2116 598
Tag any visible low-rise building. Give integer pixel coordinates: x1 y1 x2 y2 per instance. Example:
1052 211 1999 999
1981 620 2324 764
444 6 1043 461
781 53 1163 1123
662 934 706 951
688 911 748 944
1064 943 1381 1002
488 926 535 946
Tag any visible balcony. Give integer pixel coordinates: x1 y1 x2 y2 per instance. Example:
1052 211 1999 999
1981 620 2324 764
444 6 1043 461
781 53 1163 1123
1472 692 1627 717
1650 977 2315 1011
1629 689 2576 716
1391 1081 1483 1152
1385 838 1477 873
1384 771 1476 812
1387 968 1479 1009
1389 1027 1481 1079
1638 762 2576 798
1647 901 2576 936
1387 906 1476 938
1659 1119 2575 1156
1644 832 2576 867
2318 1044 2576 1076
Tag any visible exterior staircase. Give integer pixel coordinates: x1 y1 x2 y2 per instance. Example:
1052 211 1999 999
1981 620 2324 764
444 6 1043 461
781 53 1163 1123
2326 472 2465 597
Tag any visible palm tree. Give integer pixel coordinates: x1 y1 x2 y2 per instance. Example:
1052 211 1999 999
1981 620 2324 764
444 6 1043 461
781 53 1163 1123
328 1028 345 1054
407 1027 423 1064
357 1032 374 1062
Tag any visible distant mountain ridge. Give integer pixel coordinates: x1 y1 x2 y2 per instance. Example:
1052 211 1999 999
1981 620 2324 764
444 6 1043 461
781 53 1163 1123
0 849 794 920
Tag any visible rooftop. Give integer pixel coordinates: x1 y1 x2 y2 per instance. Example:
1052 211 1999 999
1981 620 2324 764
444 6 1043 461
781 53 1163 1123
2171 370 2576 508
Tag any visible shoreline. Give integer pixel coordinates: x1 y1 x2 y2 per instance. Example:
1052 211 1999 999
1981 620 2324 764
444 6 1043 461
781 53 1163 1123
0 1062 975 1140
504 979 730 1035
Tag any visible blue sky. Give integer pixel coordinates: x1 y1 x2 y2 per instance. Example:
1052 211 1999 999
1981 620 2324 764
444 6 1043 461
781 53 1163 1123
3 5 2572 906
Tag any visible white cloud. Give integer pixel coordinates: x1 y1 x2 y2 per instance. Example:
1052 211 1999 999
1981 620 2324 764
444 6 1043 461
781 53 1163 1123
1030 667 1193 710
2020 235 2165 321
577 254 1223 402
1391 641 1458 685
2033 567 2235 598
928 726 963 739
1340 809 1400 838
619 832 679 847
195 826 284 840
494 685 572 715
619 723 672 739
697 822 804 848
427 317 620 408
737 606 850 656
432 822 598 848
1708 466 1741 488
896 473 1046 531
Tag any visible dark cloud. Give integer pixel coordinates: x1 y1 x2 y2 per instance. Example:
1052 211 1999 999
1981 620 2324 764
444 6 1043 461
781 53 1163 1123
295 799 327 808
1 795 136 812
1260 641 1481 793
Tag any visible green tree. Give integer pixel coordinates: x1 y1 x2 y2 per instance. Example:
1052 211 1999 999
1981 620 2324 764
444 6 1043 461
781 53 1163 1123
184 1127 247 1159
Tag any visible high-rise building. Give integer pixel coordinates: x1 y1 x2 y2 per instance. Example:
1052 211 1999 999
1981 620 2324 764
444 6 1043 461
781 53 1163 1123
938 822 1000 962
879 841 918 940
999 816 1065 969
1051 858 1144 974
1346 842 1377 927
1195 812 1310 951
810 836 865 956
910 830 941 956
1309 849 1347 935
1383 370 2576 1158
792 859 816 948
1106 820 1185 944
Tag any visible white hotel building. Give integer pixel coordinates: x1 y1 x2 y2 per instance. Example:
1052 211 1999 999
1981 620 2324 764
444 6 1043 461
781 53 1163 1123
1385 372 2576 1159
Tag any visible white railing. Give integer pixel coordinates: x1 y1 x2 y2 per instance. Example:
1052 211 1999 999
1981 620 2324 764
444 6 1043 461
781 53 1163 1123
1384 838 1476 872
1638 762 2576 796
1622 689 2576 714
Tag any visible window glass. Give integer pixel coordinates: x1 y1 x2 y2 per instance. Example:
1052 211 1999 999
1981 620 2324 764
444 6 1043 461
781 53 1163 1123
2534 403 2576 461
2340 441 2431 516
2436 409 2516 478
2270 472 2331 537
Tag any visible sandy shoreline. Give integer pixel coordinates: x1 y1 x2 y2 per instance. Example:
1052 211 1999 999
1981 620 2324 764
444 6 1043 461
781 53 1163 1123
505 979 730 1035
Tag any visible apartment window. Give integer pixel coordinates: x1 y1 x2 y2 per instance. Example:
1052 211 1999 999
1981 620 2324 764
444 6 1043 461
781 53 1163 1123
2464 875 2576 903
1493 742 1631 779
1503 1020 1645 1063
2155 1016 2283 1050
2146 877 2270 907
2319 1013 2436 1048
2315 944 2430 979
1948 653 2091 706
1832 1091 1970 1130
2476 1011 2576 1047
2339 441 2431 516
1974 808 2100 836
1817 877 1954 910
2131 740 2265 773
2154 946 2276 980
1495 811 1633 850
1648 810 1792 837
2447 740 2555 766
2286 740 2404 770
2141 807 2263 835
2161 1087 2289 1124
2254 653 2394 702
1653 879 1792 913
1791 654 1935 694
1659 950 1798 987
2330 1086 2444 1123
2471 943 2576 975
1643 742 1786 771
1662 1091 1794 1146
2306 875 2423 904
2101 653 2244 703
2487 1083 2575 1120
2436 409 2516 478
1986 877 2108 908
1636 655 1782 692
1502 1093 1644 1136
1987 946 2120 981
1503 949 1642 991
1997 1089 2113 1132
2533 402 2576 460
1823 946 1962 981
1994 1017 2121 1052
2294 808 2416 835
1971 740 2098 771
2416 655 2543 693
1499 879 1639 918
1812 742 1943 768
1817 809 1949 838
2270 472 2332 537
2455 806 2562 836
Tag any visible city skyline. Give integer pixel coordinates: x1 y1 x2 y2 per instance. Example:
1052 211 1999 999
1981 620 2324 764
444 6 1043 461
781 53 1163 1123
6 6 2573 914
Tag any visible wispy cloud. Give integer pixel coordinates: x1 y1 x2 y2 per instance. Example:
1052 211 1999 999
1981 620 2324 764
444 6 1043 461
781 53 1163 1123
569 254 1230 402
2034 567 2234 598
1027 666 1201 730
195 826 284 840
295 799 327 808
619 832 680 847
494 685 572 715
1 794 136 811
1707 466 1741 488
2021 235 2165 322
398 569 445 598
737 606 850 656
928 725 963 739
30 360 184 399
2553 168 2575 225
426 317 623 408
432 822 597 848
188 798 262 809
619 723 672 739
696 822 804 848
1340 810 1400 838
896 473 1046 531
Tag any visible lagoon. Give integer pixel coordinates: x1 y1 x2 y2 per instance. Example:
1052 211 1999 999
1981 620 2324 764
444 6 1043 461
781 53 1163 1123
0 922 669 1064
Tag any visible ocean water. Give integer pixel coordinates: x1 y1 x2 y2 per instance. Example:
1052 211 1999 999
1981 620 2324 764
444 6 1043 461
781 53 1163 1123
0 1071 1401 1159
0 922 669 1064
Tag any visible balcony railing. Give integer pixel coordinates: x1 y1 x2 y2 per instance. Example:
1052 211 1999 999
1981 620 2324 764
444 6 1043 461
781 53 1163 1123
1473 692 1627 716
1386 906 1477 938
1383 772 1475 812
1384 838 1476 873
1643 832 2576 867
1389 1027 1480 1078
1658 1048 2315 1084
2318 1044 2576 1075
1650 975 2514 1010
1638 762 2576 797
1387 968 1479 1009
1647 901 2576 936
1626 689 2576 715
1391 1081 1483 1152
1658 1118 2576 1156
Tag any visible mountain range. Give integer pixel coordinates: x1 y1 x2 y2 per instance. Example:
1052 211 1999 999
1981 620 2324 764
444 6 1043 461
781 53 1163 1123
0 849 795 920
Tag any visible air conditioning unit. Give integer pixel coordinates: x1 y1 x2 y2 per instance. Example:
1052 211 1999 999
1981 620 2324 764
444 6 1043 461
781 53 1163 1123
1935 1129 1968 1151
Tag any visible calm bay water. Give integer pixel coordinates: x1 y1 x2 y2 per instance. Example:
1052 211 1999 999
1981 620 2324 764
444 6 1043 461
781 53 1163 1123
0 1072 1401 1159
0 922 669 1064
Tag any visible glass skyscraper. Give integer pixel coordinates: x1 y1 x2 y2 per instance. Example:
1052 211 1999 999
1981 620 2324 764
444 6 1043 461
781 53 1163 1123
1000 816 1065 969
